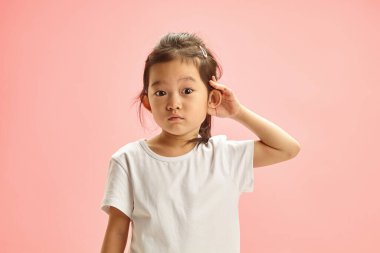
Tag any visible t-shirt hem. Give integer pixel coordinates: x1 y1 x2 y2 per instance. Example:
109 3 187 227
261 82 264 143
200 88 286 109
100 198 133 219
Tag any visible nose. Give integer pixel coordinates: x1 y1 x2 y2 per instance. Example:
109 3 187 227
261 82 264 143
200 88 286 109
166 94 182 111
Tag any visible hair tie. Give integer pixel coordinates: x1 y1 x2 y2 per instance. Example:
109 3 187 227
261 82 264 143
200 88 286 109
199 45 208 58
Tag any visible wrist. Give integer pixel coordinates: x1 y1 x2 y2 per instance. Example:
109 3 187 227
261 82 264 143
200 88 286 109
231 104 246 121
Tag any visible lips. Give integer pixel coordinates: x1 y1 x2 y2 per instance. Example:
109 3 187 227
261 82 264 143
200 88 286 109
168 115 184 120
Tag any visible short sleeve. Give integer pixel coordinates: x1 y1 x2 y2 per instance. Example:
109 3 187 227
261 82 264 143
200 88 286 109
223 138 255 193
100 157 134 219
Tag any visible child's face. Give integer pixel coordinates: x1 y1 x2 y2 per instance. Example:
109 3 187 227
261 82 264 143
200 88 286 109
144 58 210 138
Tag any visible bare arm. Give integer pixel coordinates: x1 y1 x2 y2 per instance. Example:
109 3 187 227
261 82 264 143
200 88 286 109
101 207 131 253
232 104 301 167
208 77 301 168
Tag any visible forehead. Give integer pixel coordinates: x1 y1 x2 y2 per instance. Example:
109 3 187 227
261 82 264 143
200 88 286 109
149 58 201 87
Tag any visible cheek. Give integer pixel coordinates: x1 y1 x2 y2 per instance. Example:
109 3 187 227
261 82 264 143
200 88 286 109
149 99 162 109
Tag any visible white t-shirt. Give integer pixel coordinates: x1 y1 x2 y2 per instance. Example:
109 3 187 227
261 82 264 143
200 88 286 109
100 134 254 253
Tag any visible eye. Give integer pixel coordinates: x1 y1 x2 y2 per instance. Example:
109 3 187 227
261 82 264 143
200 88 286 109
154 90 166 96
183 88 193 94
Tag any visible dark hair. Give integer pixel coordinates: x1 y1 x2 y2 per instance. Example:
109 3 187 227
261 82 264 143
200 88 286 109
134 32 223 148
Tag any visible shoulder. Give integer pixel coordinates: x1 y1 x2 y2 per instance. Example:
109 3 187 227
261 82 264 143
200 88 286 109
197 135 227 151
110 139 143 164
208 134 252 146
207 135 254 155
205 135 252 152
207 134 227 145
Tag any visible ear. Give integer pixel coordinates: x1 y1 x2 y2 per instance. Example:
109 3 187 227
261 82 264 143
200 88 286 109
208 89 222 109
142 95 151 111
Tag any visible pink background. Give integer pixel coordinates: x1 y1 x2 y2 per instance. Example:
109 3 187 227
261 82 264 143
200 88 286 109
1 0 379 252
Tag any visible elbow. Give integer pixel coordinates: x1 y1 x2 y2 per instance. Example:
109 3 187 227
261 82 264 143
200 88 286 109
287 142 301 158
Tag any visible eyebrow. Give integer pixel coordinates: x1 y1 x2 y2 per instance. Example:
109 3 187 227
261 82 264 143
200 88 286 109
150 76 196 87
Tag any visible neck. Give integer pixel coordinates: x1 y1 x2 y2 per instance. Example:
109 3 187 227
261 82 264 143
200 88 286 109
158 130 199 148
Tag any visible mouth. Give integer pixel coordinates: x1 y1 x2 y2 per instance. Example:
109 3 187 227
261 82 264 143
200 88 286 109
168 116 184 121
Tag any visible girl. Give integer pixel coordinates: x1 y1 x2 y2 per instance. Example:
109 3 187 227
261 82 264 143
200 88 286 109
100 32 300 253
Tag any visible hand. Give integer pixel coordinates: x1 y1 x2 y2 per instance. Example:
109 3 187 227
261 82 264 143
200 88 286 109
208 76 242 119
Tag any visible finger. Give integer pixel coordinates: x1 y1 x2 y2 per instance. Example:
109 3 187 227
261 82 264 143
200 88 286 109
209 80 228 90
209 80 223 91
209 84 229 95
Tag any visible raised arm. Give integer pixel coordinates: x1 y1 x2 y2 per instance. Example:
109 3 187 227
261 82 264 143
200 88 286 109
232 104 301 167
208 76 301 168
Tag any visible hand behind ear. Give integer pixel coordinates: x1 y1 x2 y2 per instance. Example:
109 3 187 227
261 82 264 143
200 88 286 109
208 89 222 110
207 78 242 118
